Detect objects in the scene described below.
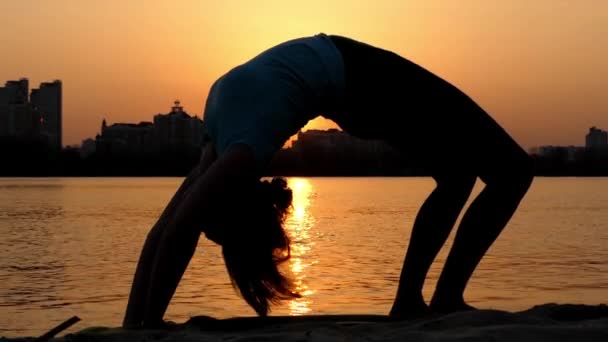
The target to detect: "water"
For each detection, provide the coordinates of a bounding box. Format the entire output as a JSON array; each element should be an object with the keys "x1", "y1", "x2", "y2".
[{"x1": 0, "y1": 177, "x2": 607, "y2": 337}]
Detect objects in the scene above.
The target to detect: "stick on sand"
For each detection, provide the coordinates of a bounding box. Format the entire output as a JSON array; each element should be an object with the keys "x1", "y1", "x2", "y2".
[{"x1": 35, "y1": 316, "x2": 81, "y2": 342}]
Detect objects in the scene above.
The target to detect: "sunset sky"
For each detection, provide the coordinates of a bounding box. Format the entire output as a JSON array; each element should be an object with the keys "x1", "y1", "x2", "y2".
[{"x1": 1, "y1": 0, "x2": 606, "y2": 149}]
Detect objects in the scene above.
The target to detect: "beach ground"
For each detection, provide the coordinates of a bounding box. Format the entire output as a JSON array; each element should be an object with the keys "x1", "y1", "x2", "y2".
[{"x1": 5, "y1": 303, "x2": 608, "y2": 342}]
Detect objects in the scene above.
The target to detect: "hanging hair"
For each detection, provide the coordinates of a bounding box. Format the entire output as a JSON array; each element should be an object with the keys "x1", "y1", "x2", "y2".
[{"x1": 221, "y1": 177, "x2": 300, "y2": 316}]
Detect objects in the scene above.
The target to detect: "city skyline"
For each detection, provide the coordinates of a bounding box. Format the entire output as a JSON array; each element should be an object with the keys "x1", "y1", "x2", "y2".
[
  {"x1": 1, "y1": 78, "x2": 607, "y2": 177},
  {"x1": 1, "y1": 1, "x2": 607, "y2": 149},
  {"x1": 2, "y1": 75, "x2": 606, "y2": 153},
  {"x1": 78, "y1": 96, "x2": 608, "y2": 152},
  {"x1": 81, "y1": 99, "x2": 204, "y2": 158},
  {"x1": 0, "y1": 78, "x2": 62, "y2": 150}
]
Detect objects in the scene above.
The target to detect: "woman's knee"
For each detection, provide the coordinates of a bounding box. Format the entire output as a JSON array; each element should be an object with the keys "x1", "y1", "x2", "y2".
[
  {"x1": 482, "y1": 154, "x2": 535, "y2": 196},
  {"x1": 433, "y1": 175, "x2": 477, "y2": 200}
]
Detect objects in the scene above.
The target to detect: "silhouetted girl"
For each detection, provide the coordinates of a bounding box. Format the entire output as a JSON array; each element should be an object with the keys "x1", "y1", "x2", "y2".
[{"x1": 123, "y1": 33, "x2": 534, "y2": 328}]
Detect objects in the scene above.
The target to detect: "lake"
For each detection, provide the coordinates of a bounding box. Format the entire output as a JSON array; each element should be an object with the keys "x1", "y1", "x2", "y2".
[{"x1": 0, "y1": 177, "x2": 607, "y2": 337}]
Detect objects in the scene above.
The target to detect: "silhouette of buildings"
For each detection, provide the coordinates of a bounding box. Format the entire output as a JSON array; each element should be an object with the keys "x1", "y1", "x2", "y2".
[
  {"x1": 586, "y1": 126, "x2": 608, "y2": 149},
  {"x1": 88, "y1": 100, "x2": 204, "y2": 158},
  {"x1": 80, "y1": 138, "x2": 97, "y2": 159},
  {"x1": 0, "y1": 78, "x2": 62, "y2": 150},
  {"x1": 531, "y1": 126, "x2": 608, "y2": 158},
  {"x1": 153, "y1": 100, "x2": 204, "y2": 148},
  {"x1": 268, "y1": 129, "x2": 412, "y2": 176},
  {"x1": 1, "y1": 79, "x2": 29, "y2": 104},
  {"x1": 530, "y1": 126, "x2": 608, "y2": 176},
  {"x1": 31, "y1": 80, "x2": 62, "y2": 150},
  {"x1": 529, "y1": 145, "x2": 584, "y2": 162},
  {"x1": 95, "y1": 119, "x2": 155, "y2": 156},
  {"x1": 2, "y1": 78, "x2": 607, "y2": 177},
  {"x1": 0, "y1": 78, "x2": 41, "y2": 138},
  {"x1": 291, "y1": 129, "x2": 389, "y2": 157}
]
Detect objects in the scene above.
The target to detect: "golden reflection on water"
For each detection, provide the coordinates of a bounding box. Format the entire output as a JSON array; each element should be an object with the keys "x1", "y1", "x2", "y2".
[
  {"x1": 2, "y1": 178, "x2": 608, "y2": 336},
  {"x1": 285, "y1": 178, "x2": 316, "y2": 315}
]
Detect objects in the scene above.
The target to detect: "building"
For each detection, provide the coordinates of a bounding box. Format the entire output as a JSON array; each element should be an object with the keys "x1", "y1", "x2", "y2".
[
  {"x1": 0, "y1": 78, "x2": 41, "y2": 138},
  {"x1": 95, "y1": 119, "x2": 154, "y2": 156},
  {"x1": 80, "y1": 138, "x2": 97, "y2": 158},
  {"x1": 31, "y1": 80, "x2": 62, "y2": 150},
  {"x1": 530, "y1": 145, "x2": 585, "y2": 162},
  {"x1": 1, "y1": 78, "x2": 29, "y2": 104},
  {"x1": 292, "y1": 129, "x2": 387, "y2": 155},
  {"x1": 152, "y1": 100, "x2": 204, "y2": 148},
  {"x1": 586, "y1": 126, "x2": 608, "y2": 149},
  {"x1": 91, "y1": 100, "x2": 204, "y2": 157}
]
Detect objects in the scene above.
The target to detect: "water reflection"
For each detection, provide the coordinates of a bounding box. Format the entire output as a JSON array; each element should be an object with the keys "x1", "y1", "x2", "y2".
[
  {"x1": 285, "y1": 178, "x2": 316, "y2": 315},
  {"x1": 1, "y1": 178, "x2": 606, "y2": 336}
]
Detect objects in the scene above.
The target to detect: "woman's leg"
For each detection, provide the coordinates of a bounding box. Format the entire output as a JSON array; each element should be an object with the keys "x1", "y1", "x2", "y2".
[
  {"x1": 123, "y1": 144, "x2": 216, "y2": 328},
  {"x1": 390, "y1": 175, "x2": 476, "y2": 317},
  {"x1": 414, "y1": 91, "x2": 536, "y2": 312},
  {"x1": 329, "y1": 35, "x2": 534, "y2": 315},
  {"x1": 430, "y1": 155, "x2": 534, "y2": 313}
]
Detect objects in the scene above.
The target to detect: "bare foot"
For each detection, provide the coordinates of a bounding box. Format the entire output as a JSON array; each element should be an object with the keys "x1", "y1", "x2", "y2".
[
  {"x1": 389, "y1": 295, "x2": 432, "y2": 320},
  {"x1": 122, "y1": 322, "x2": 142, "y2": 330},
  {"x1": 429, "y1": 297, "x2": 477, "y2": 314},
  {"x1": 141, "y1": 320, "x2": 180, "y2": 330}
]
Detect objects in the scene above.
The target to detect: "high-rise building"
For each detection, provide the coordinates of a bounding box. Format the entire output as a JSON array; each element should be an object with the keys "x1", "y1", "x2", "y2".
[
  {"x1": 0, "y1": 78, "x2": 39, "y2": 137},
  {"x1": 31, "y1": 80, "x2": 62, "y2": 149},
  {"x1": 1, "y1": 78, "x2": 29, "y2": 104},
  {"x1": 585, "y1": 126, "x2": 608, "y2": 148},
  {"x1": 0, "y1": 83, "x2": 10, "y2": 136}
]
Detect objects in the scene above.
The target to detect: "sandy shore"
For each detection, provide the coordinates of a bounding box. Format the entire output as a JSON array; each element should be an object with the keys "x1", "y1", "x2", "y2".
[{"x1": 5, "y1": 303, "x2": 608, "y2": 342}]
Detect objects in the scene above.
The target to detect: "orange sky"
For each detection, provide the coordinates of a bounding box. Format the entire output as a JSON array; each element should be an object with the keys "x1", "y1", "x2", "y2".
[{"x1": 1, "y1": 0, "x2": 606, "y2": 149}]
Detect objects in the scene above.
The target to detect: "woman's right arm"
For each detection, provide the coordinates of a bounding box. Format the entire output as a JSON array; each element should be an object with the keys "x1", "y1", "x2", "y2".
[{"x1": 138, "y1": 143, "x2": 258, "y2": 326}]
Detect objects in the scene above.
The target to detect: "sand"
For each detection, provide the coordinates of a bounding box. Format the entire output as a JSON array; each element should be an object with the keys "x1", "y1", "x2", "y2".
[{"x1": 4, "y1": 303, "x2": 608, "y2": 342}]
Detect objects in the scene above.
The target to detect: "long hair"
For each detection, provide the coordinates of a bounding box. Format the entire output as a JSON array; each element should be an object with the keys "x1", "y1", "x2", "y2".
[{"x1": 221, "y1": 177, "x2": 300, "y2": 316}]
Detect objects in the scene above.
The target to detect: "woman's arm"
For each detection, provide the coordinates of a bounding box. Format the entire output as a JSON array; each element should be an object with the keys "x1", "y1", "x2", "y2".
[
  {"x1": 139, "y1": 143, "x2": 257, "y2": 327},
  {"x1": 123, "y1": 143, "x2": 218, "y2": 327},
  {"x1": 124, "y1": 143, "x2": 258, "y2": 327}
]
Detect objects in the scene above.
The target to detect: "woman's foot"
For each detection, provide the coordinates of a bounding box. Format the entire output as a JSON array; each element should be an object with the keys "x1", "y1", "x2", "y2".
[
  {"x1": 429, "y1": 295, "x2": 477, "y2": 314},
  {"x1": 141, "y1": 320, "x2": 180, "y2": 330},
  {"x1": 122, "y1": 322, "x2": 142, "y2": 330},
  {"x1": 389, "y1": 294, "x2": 432, "y2": 320}
]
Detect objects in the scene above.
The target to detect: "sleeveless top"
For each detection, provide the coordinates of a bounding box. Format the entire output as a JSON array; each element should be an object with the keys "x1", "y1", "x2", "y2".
[{"x1": 202, "y1": 33, "x2": 345, "y2": 170}]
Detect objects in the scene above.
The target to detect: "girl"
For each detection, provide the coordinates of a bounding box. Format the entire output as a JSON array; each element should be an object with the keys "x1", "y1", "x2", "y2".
[{"x1": 123, "y1": 33, "x2": 534, "y2": 328}]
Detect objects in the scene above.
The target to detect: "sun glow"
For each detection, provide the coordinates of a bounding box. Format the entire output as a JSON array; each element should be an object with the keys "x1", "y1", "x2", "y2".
[{"x1": 285, "y1": 178, "x2": 316, "y2": 315}]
